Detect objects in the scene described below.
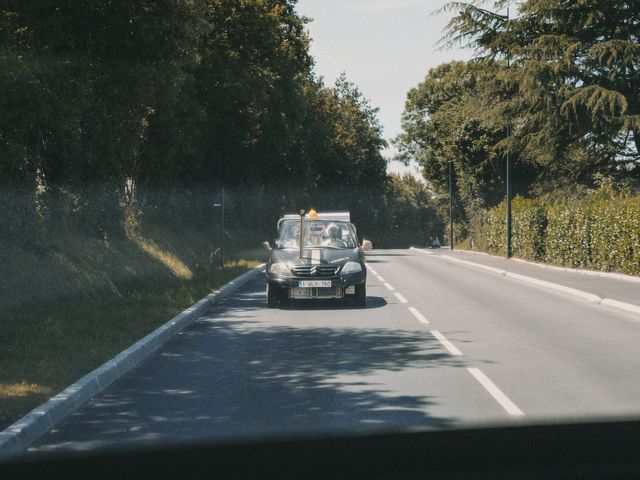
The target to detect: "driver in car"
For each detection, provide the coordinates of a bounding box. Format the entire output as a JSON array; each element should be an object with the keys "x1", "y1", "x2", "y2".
[{"x1": 323, "y1": 223, "x2": 347, "y2": 247}]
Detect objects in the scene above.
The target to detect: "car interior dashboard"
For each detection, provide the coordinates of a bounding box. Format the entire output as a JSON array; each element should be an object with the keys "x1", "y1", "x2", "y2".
[{"x1": 3, "y1": 420, "x2": 640, "y2": 479}]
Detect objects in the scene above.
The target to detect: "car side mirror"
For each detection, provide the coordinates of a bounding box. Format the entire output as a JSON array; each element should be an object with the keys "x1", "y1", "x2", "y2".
[
  {"x1": 262, "y1": 241, "x2": 272, "y2": 251},
  {"x1": 362, "y1": 239, "x2": 373, "y2": 251}
]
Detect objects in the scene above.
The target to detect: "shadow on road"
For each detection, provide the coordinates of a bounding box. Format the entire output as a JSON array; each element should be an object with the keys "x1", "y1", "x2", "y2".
[
  {"x1": 30, "y1": 278, "x2": 465, "y2": 454},
  {"x1": 271, "y1": 295, "x2": 387, "y2": 310}
]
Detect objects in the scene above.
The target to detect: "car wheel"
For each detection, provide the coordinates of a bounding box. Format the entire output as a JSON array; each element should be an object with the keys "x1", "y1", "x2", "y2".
[
  {"x1": 267, "y1": 283, "x2": 285, "y2": 307},
  {"x1": 354, "y1": 283, "x2": 366, "y2": 307}
]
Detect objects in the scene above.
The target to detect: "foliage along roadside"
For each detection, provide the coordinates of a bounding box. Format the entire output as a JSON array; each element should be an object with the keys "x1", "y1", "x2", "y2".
[
  {"x1": 0, "y1": 1, "x2": 374, "y2": 243},
  {"x1": 395, "y1": 0, "x2": 639, "y2": 233},
  {"x1": 0, "y1": 1, "x2": 443, "y2": 250},
  {"x1": 472, "y1": 189, "x2": 640, "y2": 276}
]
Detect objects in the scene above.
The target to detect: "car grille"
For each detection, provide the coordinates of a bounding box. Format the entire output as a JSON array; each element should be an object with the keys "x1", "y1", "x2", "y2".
[
  {"x1": 291, "y1": 286, "x2": 343, "y2": 299},
  {"x1": 292, "y1": 265, "x2": 339, "y2": 277}
]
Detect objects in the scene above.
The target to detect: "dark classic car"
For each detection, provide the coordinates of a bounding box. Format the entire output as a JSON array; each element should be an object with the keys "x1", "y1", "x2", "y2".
[{"x1": 265, "y1": 210, "x2": 369, "y2": 307}]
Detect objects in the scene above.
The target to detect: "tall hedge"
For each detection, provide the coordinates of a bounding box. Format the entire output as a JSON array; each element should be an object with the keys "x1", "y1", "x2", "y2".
[
  {"x1": 478, "y1": 191, "x2": 640, "y2": 276},
  {"x1": 588, "y1": 196, "x2": 640, "y2": 275},
  {"x1": 485, "y1": 197, "x2": 547, "y2": 261}
]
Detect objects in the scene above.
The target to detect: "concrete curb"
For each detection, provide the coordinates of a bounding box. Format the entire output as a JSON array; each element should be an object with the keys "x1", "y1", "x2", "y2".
[
  {"x1": 450, "y1": 249, "x2": 490, "y2": 256},
  {"x1": 455, "y1": 249, "x2": 640, "y2": 284},
  {"x1": 601, "y1": 298, "x2": 640, "y2": 316},
  {"x1": 410, "y1": 247, "x2": 640, "y2": 318},
  {"x1": 509, "y1": 258, "x2": 640, "y2": 284},
  {"x1": 412, "y1": 248, "x2": 506, "y2": 276},
  {"x1": 0, "y1": 264, "x2": 266, "y2": 460},
  {"x1": 504, "y1": 271, "x2": 602, "y2": 304},
  {"x1": 441, "y1": 254, "x2": 508, "y2": 277}
]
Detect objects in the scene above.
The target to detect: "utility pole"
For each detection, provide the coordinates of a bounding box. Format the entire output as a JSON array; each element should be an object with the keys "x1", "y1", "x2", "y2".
[
  {"x1": 449, "y1": 159, "x2": 454, "y2": 250},
  {"x1": 469, "y1": 5, "x2": 511, "y2": 258},
  {"x1": 505, "y1": 7, "x2": 512, "y2": 259}
]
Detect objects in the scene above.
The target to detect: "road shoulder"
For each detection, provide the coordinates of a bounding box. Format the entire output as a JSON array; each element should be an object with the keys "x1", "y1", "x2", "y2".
[
  {"x1": 0, "y1": 264, "x2": 266, "y2": 460},
  {"x1": 410, "y1": 248, "x2": 640, "y2": 318}
]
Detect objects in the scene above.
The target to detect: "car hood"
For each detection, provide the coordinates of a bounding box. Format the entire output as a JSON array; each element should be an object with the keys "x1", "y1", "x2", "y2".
[{"x1": 270, "y1": 248, "x2": 361, "y2": 268}]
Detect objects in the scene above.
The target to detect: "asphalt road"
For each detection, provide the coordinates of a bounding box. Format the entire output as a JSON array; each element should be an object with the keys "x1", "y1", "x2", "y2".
[{"x1": 29, "y1": 249, "x2": 640, "y2": 454}]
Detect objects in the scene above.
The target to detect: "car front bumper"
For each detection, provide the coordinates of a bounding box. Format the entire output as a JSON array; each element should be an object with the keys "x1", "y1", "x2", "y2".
[{"x1": 266, "y1": 271, "x2": 366, "y2": 299}]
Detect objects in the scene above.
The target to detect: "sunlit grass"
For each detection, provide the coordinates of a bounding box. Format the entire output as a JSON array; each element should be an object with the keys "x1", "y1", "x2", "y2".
[
  {"x1": 0, "y1": 383, "x2": 53, "y2": 428},
  {"x1": 0, "y1": 382, "x2": 52, "y2": 400},
  {"x1": 133, "y1": 237, "x2": 194, "y2": 280},
  {"x1": 225, "y1": 258, "x2": 262, "y2": 269}
]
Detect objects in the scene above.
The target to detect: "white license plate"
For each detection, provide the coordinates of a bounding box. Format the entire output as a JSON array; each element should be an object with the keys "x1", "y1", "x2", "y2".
[{"x1": 298, "y1": 280, "x2": 332, "y2": 288}]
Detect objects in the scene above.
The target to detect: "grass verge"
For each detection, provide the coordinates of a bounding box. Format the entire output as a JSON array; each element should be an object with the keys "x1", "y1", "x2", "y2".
[{"x1": 0, "y1": 221, "x2": 264, "y2": 430}]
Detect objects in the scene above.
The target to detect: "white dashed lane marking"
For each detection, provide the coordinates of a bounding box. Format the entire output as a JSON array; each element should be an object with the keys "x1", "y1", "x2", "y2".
[
  {"x1": 467, "y1": 368, "x2": 525, "y2": 416},
  {"x1": 408, "y1": 307, "x2": 429, "y2": 324},
  {"x1": 394, "y1": 292, "x2": 408, "y2": 304},
  {"x1": 364, "y1": 259, "x2": 522, "y2": 418},
  {"x1": 431, "y1": 330, "x2": 463, "y2": 356}
]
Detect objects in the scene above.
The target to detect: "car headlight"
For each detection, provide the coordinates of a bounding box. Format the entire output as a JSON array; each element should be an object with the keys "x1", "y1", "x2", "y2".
[
  {"x1": 341, "y1": 262, "x2": 362, "y2": 274},
  {"x1": 269, "y1": 262, "x2": 291, "y2": 277}
]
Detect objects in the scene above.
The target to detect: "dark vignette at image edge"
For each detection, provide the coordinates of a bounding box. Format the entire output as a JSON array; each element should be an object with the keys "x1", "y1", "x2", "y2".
[{"x1": 3, "y1": 420, "x2": 640, "y2": 479}]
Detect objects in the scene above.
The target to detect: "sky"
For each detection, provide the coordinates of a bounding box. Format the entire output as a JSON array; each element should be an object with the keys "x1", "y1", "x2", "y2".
[{"x1": 295, "y1": 0, "x2": 474, "y2": 179}]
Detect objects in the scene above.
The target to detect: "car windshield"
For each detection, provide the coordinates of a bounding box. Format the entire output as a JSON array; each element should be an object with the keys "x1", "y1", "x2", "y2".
[
  {"x1": 275, "y1": 220, "x2": 356, "y2": 249},
  {"x1": 2, "y1": 0, "x2": 640, "y2": 469}
]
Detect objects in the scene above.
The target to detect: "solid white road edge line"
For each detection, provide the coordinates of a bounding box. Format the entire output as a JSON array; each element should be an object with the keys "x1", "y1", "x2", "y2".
[
  {"x1": 419, "y1": 246, "x2": 640, "y2": 284},
  {"x1": 394, "y1": 292, "x2": 408, "y2": 304},
  {"x1": 411, "y1": 247, "x2": 506, "y2": 275},
  {"x1": 408, "y1": 307, "x2": 430, "y2": 324},
  {"x1": 431, "y1": 330, "x2": 463, "y2": 356},
  {"x1": 411, "y1": 247, "x2": 640, "y2": 317},
  {"x1": 366, "y1": 264, "x2": 378, "y2": 275},
  {"x1": 377, "y1": 275, "x2": 386, "y2": 282},
  {"x1": 384, "y1": 282, "x2": 395, "y2": 291},
  {"x1": 467, "y1": 368, "x2": 525, "y2": 416},
  {"x1": 508, "y1": 258, "x2": 640, "y2": 284},
  {"x1": 505, "y1": 271, "x2": 601, "y2": 303},
  {"x1": 600, "y1": 298, "x2": 640, "y2": 316},
  {"x1": 442, "y1": 255, "x2": 507, "y2": 276}
]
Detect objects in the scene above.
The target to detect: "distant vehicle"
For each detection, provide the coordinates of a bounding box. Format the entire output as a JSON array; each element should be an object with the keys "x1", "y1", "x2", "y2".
[
  {"x1": 264, "y1": 210, "x2": 367, "y2": 307},
  {"x1": 431, "y1": 238, "x2": 441, "y2": 249}
]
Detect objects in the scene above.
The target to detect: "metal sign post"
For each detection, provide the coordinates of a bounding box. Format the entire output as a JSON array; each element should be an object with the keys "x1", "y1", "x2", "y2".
[{"x1": 213, "y1": 187, "x2": 226, "y2": 268}]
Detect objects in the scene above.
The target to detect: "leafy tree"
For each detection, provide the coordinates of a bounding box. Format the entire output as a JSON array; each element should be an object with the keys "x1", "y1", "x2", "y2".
[
  {"x1": 442, "y1": 0, "x2": 640, "y2": 189},
  {"x1": 0, "y1": 0, "x2": 205, "y2": 236},
  {"x1": 0, "y1": 0, "x2": 393, "y2": 245},
  {"x1": 186, "y1": 0, "x2": 312, "y2": 188},
  {"x1": 396, "y1": 0, "x2": 639, "y2": 241},
  {"x1": 295, "y1": 74, "x2": 388, "y2": 236},
  {"x1": 377, "y1": 174, "x2": 443, "y2": 248},
  {"x1": 395, "y1": 60, "x2": 537, "y2": 227}
]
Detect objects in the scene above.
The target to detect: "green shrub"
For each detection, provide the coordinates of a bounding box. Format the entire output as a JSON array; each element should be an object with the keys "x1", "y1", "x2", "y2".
[
  {"x1": 486, "y1": 202, "x2": 507, "y2": 255},
  {"x1": 468, "y1": 189, "x2": 640, "y2": 276},
  {"x1": 588, "y1": 195, "x2": 640, "y2": 275},
  {"x1": 544, "y1": 203, "x2": 592, "y2": 268},
  {"x1": 512, "y1": 197, "x2": 547, "y2": 261}
]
